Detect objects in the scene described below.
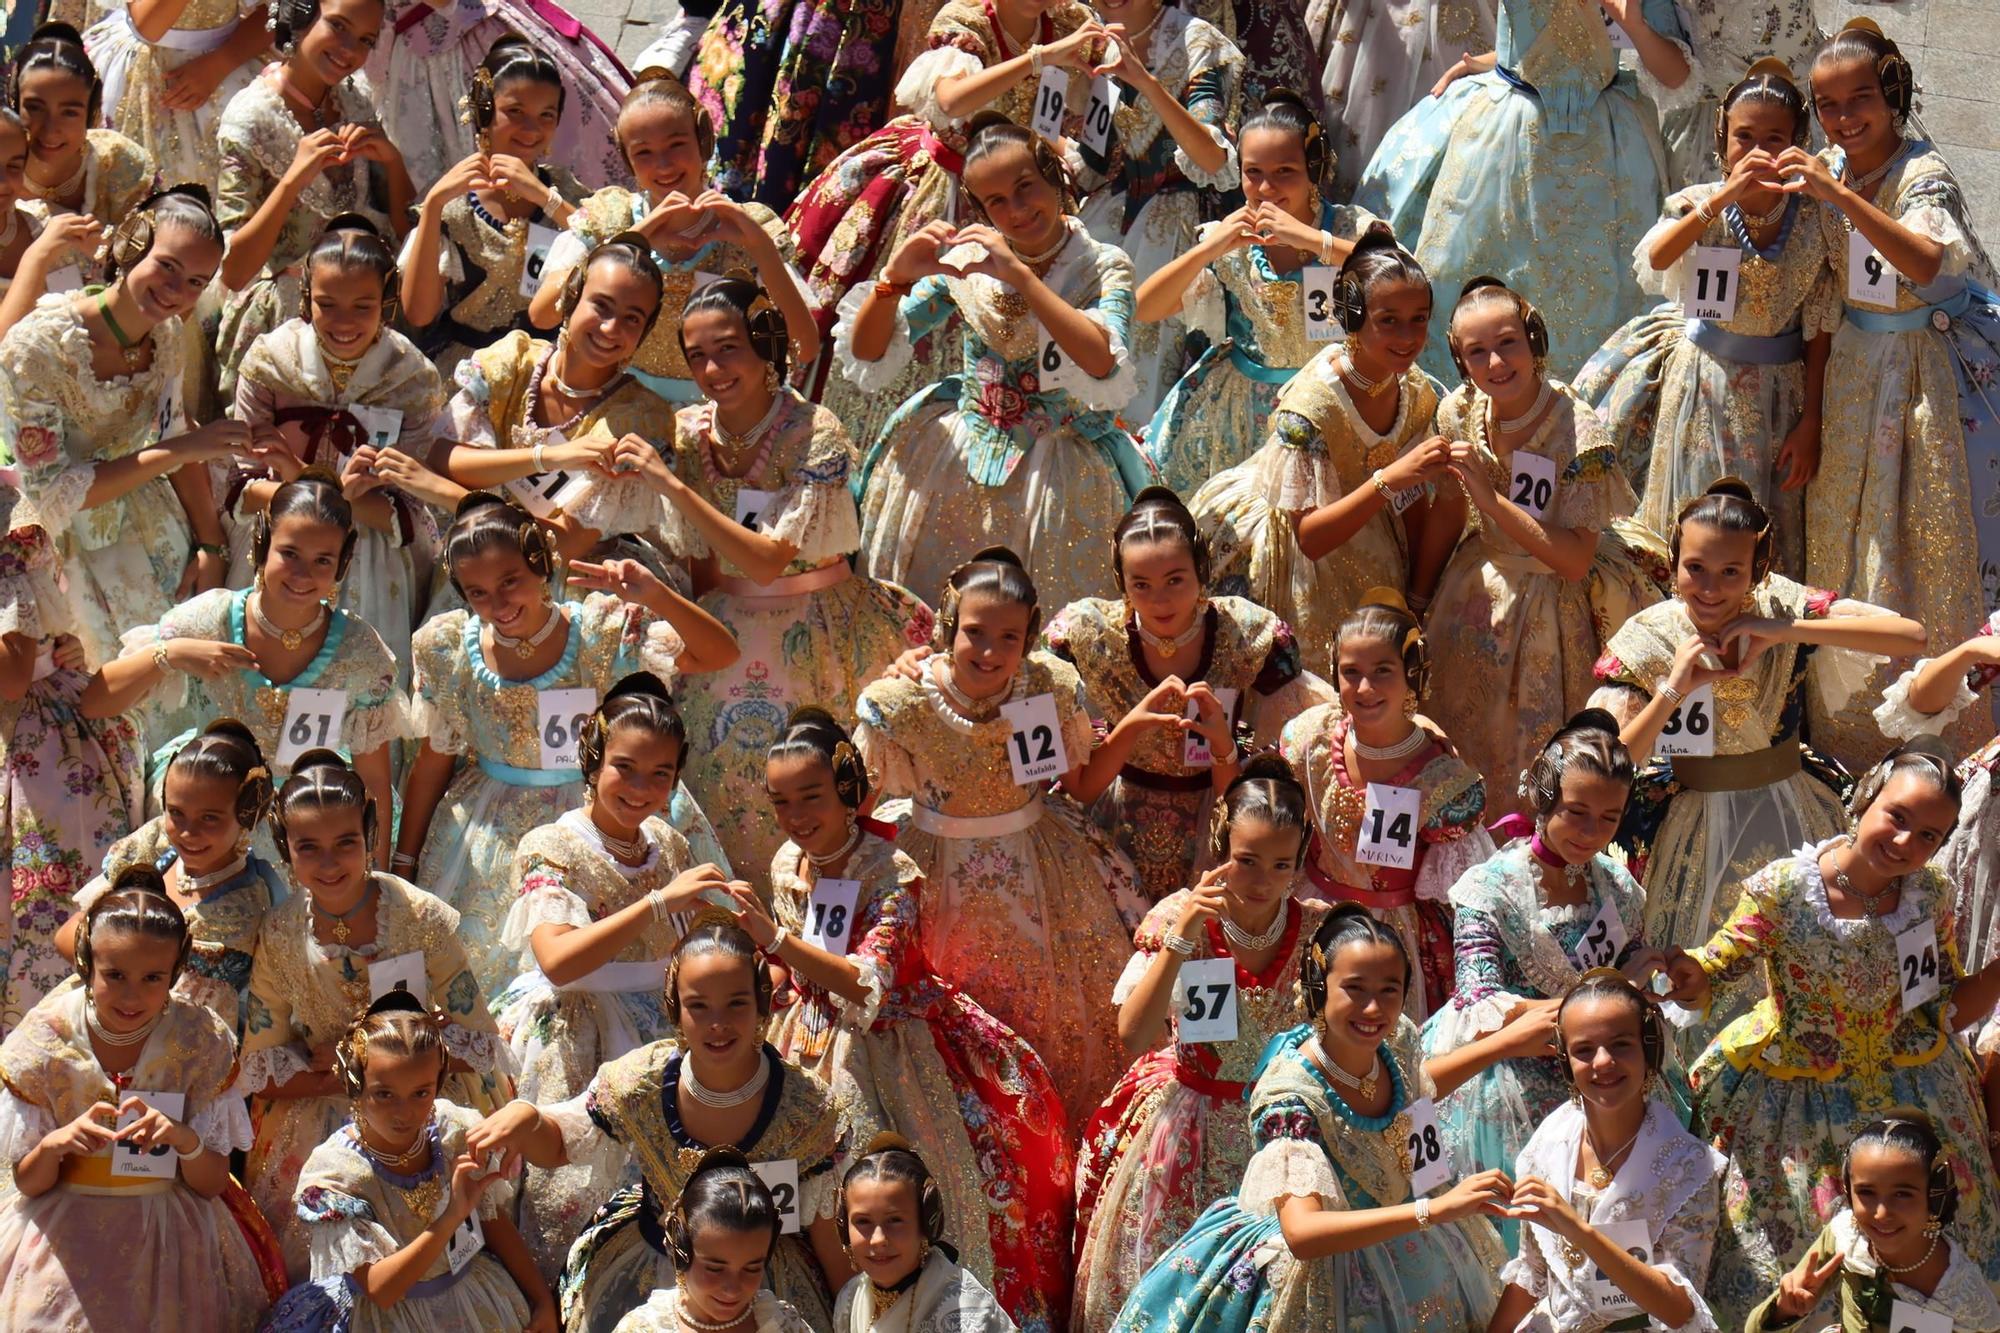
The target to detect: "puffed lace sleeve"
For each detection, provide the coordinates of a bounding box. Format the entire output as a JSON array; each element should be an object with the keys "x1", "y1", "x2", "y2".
[
  {"x1": 542, "y1": 225, "x2": 592, "y2": 290},
  {"x1": 1648, "y1": 1168, "x2": 1725, "y2": 1332},
  {"x1": 116, "y1": 589, "x2": 231, "y2": 716},
  {"x1": 1168, "y1": 23, "x2": 1241, "y2": 189},
  {"x1": 1112, "y1": 894, "x2": 1186, "y2": 1009},
  {"x1": 546, "y1": 1088, "x2": 629, "y2": 1183},
  {"x1": 444, "y1": 353, "x2": 501, "y2": 449},
  {"x1": 1549, "y1": 435, "x2": 1635, "y2": 534},
  {"x1": 1635, "y1": 189, "x2": 1705, "y2": 300},
  {"x1": 1180, "y1": 225, "x2": 1228, "y2": 343},
  {"x1": 299, "y1": 1179, "x2": 402, "y2": 1276},
  {"x1": 1875, "y1": 661, "x2": 1979, "y2": 739},
  {"x1": 1239, "y1": 1098, "x2": 1344, "y2": 1216},
  {"x1": 340, "y1": 620, "x2": 413, "y2": 756},
  {"x1": 1809, "y1": 594, "x2": 1894, "y2": 713},
  {"x1": 896, "y1": 19, "x2": 987, "y2": 129},
  {"x1": 1257, "y1": 348, "x2": 1347, "y2": 511},
  {"x1": 0, "y1": 308, "x2": 95, "y2": 538},
  {"x1": 1630, "y1": 0, "x2": 1699, "y2": 116},
  {"x1": 409, "y1": 614, "x2": 472, "y2": 754},
  {"x1": 0, "y1": 1084, "x2": 56, "y2": 1163},
  {"x1": 758, "y1": 408, "x2": 862, "y2": 563},
  {"x1": 854, "y1": 692, "x2": 921, "y2": 798},
  {"x1": 1899, "y1": 174, "x2": 1976, "y2": 280},
  {"x1": 602, "y1": 595, "x2": 686, "y2": 691},
  {"x1": 500, "y1": 857, "x2": 594, "y2": 956},
  {"x1": 0, "y1": 524, "x2": 58, "y2": 646},
  {"x1": 833, "y1": 276, "x2": 953, "y2": 393},
  {"x1": 1065, "y1": 239, "x2": 1139, "y2": 413},
  {"x1": 1413, "y1": 805, "x2": 1492, "y2": 904}
]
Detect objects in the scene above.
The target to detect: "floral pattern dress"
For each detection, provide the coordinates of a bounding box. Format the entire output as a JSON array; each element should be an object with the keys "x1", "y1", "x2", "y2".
[
  {"x1": 669, "y1": 389, "x2": 930, "y2": 874},
  {"x1": 83, "y1": 0, "x2": 260, "y2": 187},
  {"x1": 0, "y1": 987, "x2": 271, "y2": 1331},
  {"x1": 1422, "y1": 382, "x2": 1650, "y2": 814},
  {"x1": 238, "y1": 872, "x2": 511, "y2": 1282},
  {"x1": 1576, "y1": 186, "x2": 1837, "y2": 576},
  {"x1": 1144, "y1": 201, "x2": 1381, "y2": 497},
  {"x1": 1044, "y1": 594, "x2": 1332, "y2": 901},
  {"x1": 1282, "y1": 703, "x2": 1490, "y2": 1019},
  {"x1": 1109, "y1": 1020, "x2": 1507, "y2": 1333},
  {"x1": 834, "y1": 216, "x2": 1154, "y2": 614},
  {"x1": 550, "y1": 1041, "x2": 845, "y2": 1333},
  {"x1": 1188, "y1": 341, "x2": 1436, "y2": 655},
  {"x1": 1686, "y1": 843, "x2": 2000, "y2": 1326},
  {"x1": 828, "y1": 1249, "x2": 1015, "y2": 1333},
  {"x1": 854, "y1": 652, "x2": 1146, "y2": 1128},
  {"x1": 1074, "y1": 893, "x2": 1329, "y2": 1333},
  {"x1": 0, "y1": 511, "x2": 144, "y2": 1035},
  {"x1": 490, "y1": 809, "x2": 696, "y2": 1281},
  {"x1": 767, "y1": 823, "x2": 1071, "y2": 1333}
]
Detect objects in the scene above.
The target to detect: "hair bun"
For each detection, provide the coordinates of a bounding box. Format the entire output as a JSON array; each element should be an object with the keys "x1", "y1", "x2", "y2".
[
  {"x1": 1130, "y1": 484, "x2": 1192, "y2": 514},
  {"x1": 1553, "y1": 707, "x2": 1621, "y2": 742},
  {"x1": 1702, "y1": 475, "x2": 1759, "y2": 504},
  {"x1": 967, "y1": 544, "x2": 1026, "y2": 570},
  {"x1": 1839, "y1": 15, "x2": 1889, "y2": 40},
  {"x1": 110, "y1": 864, "x2": 169, "y2": 894},
  {"x1": 288, "y1": 747, "x2": 350, "y2": 776},
  {"x1": 454, "y1": 490, "x2": 513, "y2": 519},
  {"x1": 964, "y1": 110, "x2": 1017, "y2": 147},
  {"x1": 1342, "y1": 223, "x2": 1398, "y2": 271},
  {"x1": 1232, "y1": 750, "x2": 1294, "y2": 787},
  {"x1": 690, "y1": 1145, "x2": 755, "y2": 1178},
  {"x1": 1742, "y1": 56, "x2": 1798, "y2": 85},
  {"x1": 26, "y1": 20, "x2": 86, "y2": 45},
  {"x1": 320, "y1": 211, "x2": 383, "y2": 241},
  {"x1": 1260, "y1": 85, "x2": 1314, "y2": 115},
  {"x1": 861, "y1": 1131, "x2": 916, "y2": 1156},
  {"x1": 200, "y1": 715, "x2": 262, "y2": 752},
  {"x1": 1358, "y1": 585, "x2": 1412, "y2": 615},
  {"x1": 782, "y1": 704, "x2": 842, "y2": 734},
  {"x1": 364, "y1": 989, "x2": 427, "y2": 1019},
  {"x1": 607, "y1": 670, "x2": 673, "y2": 705}
]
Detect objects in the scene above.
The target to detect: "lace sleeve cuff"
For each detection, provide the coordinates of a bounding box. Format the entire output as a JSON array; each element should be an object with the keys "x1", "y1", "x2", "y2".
[
  {"x1": 637, "y1": 621, "x2": 685, "y2": 690},
  {"x1": 559, "y1": 475, "x2": 671, "y2": 541},
  {"x1": 235, "y1": 1042, "x2": 312, "y2": 1096},
  {"x1": 1651, "y1": 1263, "x2": 1720, "y2": 1333},
  {"x1": 542, "y1": 229, "x2": 592, "y2": 289},
  {"x1": 1873, "y1": 661, "x2": 1975, "y2": 740},
  {"x1": 409, "y1": 688, "x2": 469, "y2": 754},
  {"x1": 547, "y1": 1092, "x2": 627, "y2": 1181},
  {"x1": 1181, "y1": 260, "x2": 1226, "y2": 343},
  {"x1": 1814, "y1": 644, "x2": 1891, "y2": 713},
  {"x1": 1498, "y1": 1248, "x2": 1547, "y2": 1298},
  {"x1": 1903, "y1": 203, "x2": 1974, "y2": 278},
  {"x1": 833, "y1": 283, "x2": 916, "y2": 392},
  {"x1": 1634, "y1": 36, "x2": 1701, "y2": 115},
  {"x1": 896, "y1": 46, "x2": 985, "y2": 129},
  {"x1": 829, "y1": 957, "x2": 887, "y2": 1031},
  {"x1": 801, "y1": 1164, "x2": 841, "y2": 1224},
  {"x1": 761, "y1": 481, "x2": 862, "y2": 565},
  {"x1": 1238, "y1": 1139, "x2": 1343, "y2": 1216},
  {"x1": 1426, "y1": 989, "x2": 1524, "y2": 1051},
  {"x1": 1110, "y1": 948, "x2": 1167, "y2": 1009},
  {"x1": 1173, "y1": 123, "x2": 1238, "y2": 190},
  {"x1": 0, "y1": 1088, "x2": 55, "y2": 1164},
  {"x1": 21, "y1": 464, "x2": 93, "y2": 536},
  {"x1": 190, "y1": 1092, "x2": 256, "y2": 1154},
  {"x1": 500, "y1": 882, "x2": 594, "y2": 954},
  {"x1": 1256, "y1": 413, "x2": 1341, "y2": 511},
  {"x1": 1065, "y1": 309, "x2": 1139, "y2": 413},
  {"x1": 344, "y1": 693, "x2": 412, "y2": 757},
  {"x1": 309, "y1": 1215, "x2": 403, "y2": 1275},
  {"x1": 1634, "y1": 213, "x2": 1687, "y2": 299},
  {"x1": 441, "y1": 1023, "x2": 505, "y2": 1074}
]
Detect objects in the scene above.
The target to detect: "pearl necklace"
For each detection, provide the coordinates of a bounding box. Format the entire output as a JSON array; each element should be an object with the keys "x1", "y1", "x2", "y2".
[
  {"x1": 1843, "y1": 149, "x2": 1901, "y2": 195},
  {"x1": 1222, "y1": 908, "x2": 1286, "y2": 952},
  {"x1": 358, "y1": 1120, "x2": 432, "y2": 1172},
  {"x1": 529, "y1": 341, "x2": 612, "y2": 434},
  {"x1": 85, "y1": 995, "x2": 162, "y2": 1048},
  {"x1": 1830, "y1": 841, "x2": 1896, "y2": 916},
  {"x1": 675, "y1": 1300, "x2": 751, "y2": 1332},
  {"x1": 590, "y1": 815, "x2": 649, "y2": 864},
  {"x1": 1341, "y1": 351, "x2": 1393, "y2": 398},
  {"x1": 179, "y1": 854, "x2": 248, "y2": 894},
  {"x1": 1734, "y1": 195, "x2": 1786, "y2": 229},
  {"x1": 492, "y1": 604, "x2": 564, "y2": 660},
  {"x1": 26, "y1": 154, "x2": 86, "y2": 204},
  {"x1": 806, "y1": 823, "x2": 863, "y2": 869},
  {"x1": 683, "y1": 1051, "x2": 771, "y2": 1109},
  {"x1": 1134, "y1": 611, "x2": 1204, "y2": 655},
  {"x1": 1012, "y1": 227, "x2": 1069, "y2": 269},
  {"x1": 1494, "y1": 380, "x2": 1553, "y2": 436},
  {"x1": 712, "y1": 394, "x2": 783, "y2": 455},
  {"x1": 920, "y1": 660, "x2": 1024, "y2": 734},
  {"x1": 1314, "y1": 1039, "x2": 1380, "y2": 1099},
  {"x1": 547, "y1": 341, "x2": 616, "y2": 403},
  {"x1": 1353, "y1": 724, "x2": 1426, "y2": 762},
  {"x1": 1874, "y1": 1232, "x2": 1942, "y2": 1275},
  {"x1": 250, "y1": 589, "x2": 327, "y2": 651}
]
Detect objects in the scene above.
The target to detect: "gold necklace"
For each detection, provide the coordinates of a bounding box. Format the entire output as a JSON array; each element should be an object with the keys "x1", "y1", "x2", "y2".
[
  {"x1": 1583, "y1": 1119, "x2": 1643, "y2": 1190},
  {"x1": 26, "y1": 153, "x2": 86, "y2": 204}
]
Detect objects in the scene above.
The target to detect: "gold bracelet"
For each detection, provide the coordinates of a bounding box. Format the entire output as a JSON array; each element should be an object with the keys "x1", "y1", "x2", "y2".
[
  {"x1": 1028, "y1": 43, "x2": 1045, "y2": 75},
  {"x1": 1371, "y1": 470, "x2": 1396, "y2": 503},
  {"x1": 151, "y1": 640, "x2": 172, "y2": 673}
]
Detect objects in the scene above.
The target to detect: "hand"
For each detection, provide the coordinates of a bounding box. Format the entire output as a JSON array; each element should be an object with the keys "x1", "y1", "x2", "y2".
[
  {"x1": 1433, "y1": 1167, "x2": 1514, "y2": 1224},
  {"x1": 365, "y1": 447, "x2": 465, "y2": 511},
  {"x1": 466, "y1": 1101, "x2": 542, "y2": 1160},
  {"x1": 945, "y1": 223, "x2": 1026, "y2": 287},
  {"x1": 885, "y1": 644, "x2": 933, "y2": 683},
  {"x1": 1772, "y1": 146, "x2": 1840, "y2": 202},
  {"x1": 1500, "y1": 1175, "x2": 1587, "y2": 1238},
  {"x1": 690, "y1": 188, "x2": 755, "y2": 244},
  {"x1": 1618, "y1": 944, "x2": 1668, "y2": 991},
  {"x1": 1665, "y1": 632, "x2": 1740, "y2": 695},
  {"x1": 445, "y1": 1148, "x2": 517, "y2": 1226},
  {"x1": 1431, "y1": 51, "x2": 1479, "y2": 97},
  {"x1": 113, "y1": 1095, "x2": 198, "y2": 1156},
  {"x1": 1496, "y1": 997, "x2": 1560, "y2": 1058},
  {"x1": 655, "y1": 862, "x2": 732, "y2": 921},
  {"x1": 727, "y1": 882, "x2": 782, "y2": 949},
  {"x1": 246, "y1": 430, "x2": 306, "y2": 483},
  {"x1": 1775, "y1": 413, "x2": 1820, "y2": 491},
  {"x1": 1207, "y1": 205, "x2": 1262, "y2": 256},
  {"x1": 339, "y1": 447, "x2": 386, "y2": 500},
  {"x1": 608, "y1": 433, "x2": 674, "y2": 490},
  {"x1": 1092, "y1": 24, "x2": 1151, "y2": 84},
  {"x1": 881, "y1": 219, "x2": 958, "y2": 286},
  {"x1": 636, "y1": 191, "x2": 708, "y2": 248},
  {"x1": 1773, "y1": 1246, "x2": 1843, "y2": 1319},
  {"x1": 1246, "y1": 202, "x2": 1326, "y2": 257},
  {"x1": 1444, "y1": 439, "x2": 1504, "y2": 510},
  {"x1": 566, "y1": 556, "x2": 668, "y2": 607},
  {"x1": 50, "y1": 634, "x2": 85, "y2": 672},
  {"x1": 1381, "y1": 435, "x2": 1453, "y2": 494},
  {"x1": 179, "y1": 546, "x2": 226, "y2": 598},
  {"x1": 160, "y1": 50, "x2": 229, "y2": 111},
  {"x1": 40, "y1": 1101, "x2": 121, "y2": 1160},
  {"x1": 285, "y1": 129, "x2": 347, "y2": 189},
  {"x1": 180, "y1": 418, "x2": 256, "y2": 463},
  {"x1": 548, "y1": 432, "x2": 619, "y2": 475},
  {"x1": 158, "y1": 637, "x2": 259, "y2": 680},
  {"x1": 526, "y1": 1297, "x2": 561, "y2": 1333},
  {"x1": 1184, "y1": 681, "x2": 1234, "y2": 754},
  {"x1": 21, "y1": 211, "x2": 103, "y2": 274},
  {"x1": 1659, "y1": 948, "x2": 1711, "y2": 1008},
  {"x1": 1041, "y1": 21, "x2": 1110, "y2": 73},
  {"x1": 307, "y1": 1042, "x2": 337, "y2": 1072},
  {"x1": 1126, "y1": 674, "x2": 1192, "y2": 734},
  {"x1": 339, "y1": 125, "x2": 402, "y2": 168},
  {"x1": 1719, "y1": 148, "x2": 1786, "y2": 204},
  {"x1": 426, "y1": 153, "x2": 495, "y2": 209},
  {"x1": 1715, "y1": 614, "x2": 1794, "y2": 673},
  {"x1": 487, "y1": 155, "x2": 550, "y2": 209},
  {"x1": 1172, "y1": 865, "x2": 1230, "y2": 939}
]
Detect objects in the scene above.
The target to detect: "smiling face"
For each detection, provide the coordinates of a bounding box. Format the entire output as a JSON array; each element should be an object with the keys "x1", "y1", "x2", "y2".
[
  {"x1": 1351, "y1": 276, "x2": 1431, "y2": 376},
  {"x1": 618, "y1": 100, "x2": 707, "y2": 198},
  {"x1": 675, "y1": 950, "x2": 764, "y2": 1070},
  {"x1": 17, "y1": 67, "x2": 91, "y2": 166},
  {"x1": 1118, "y1": 537, "x2": 1202, "y2": 634},
  {"x1": 357, "y1": 1046, "x2": 442, "y2": 1152},
  {"x1": 1450, "y1": 296, "x2": 1538, "y2": 409},
  {"x1": 1812, "y1": 55, "x2": 1898, "y2": 165},
  {"x1": 963, "y1": 142, "x2": 1066, "y2": 255},
  {"x1": 1852, "y1": 769, "x2": 1958, "y2": 882},
  {"x1": 1238, "y1": 125, "x2": 1314, "y2": 220},
  {"x1": 282, "y1": 802, "x2": 371, "y2": 906},
  {"x1": 765, "y1": 752, "x2": 853, "y2": 860},
  {"x1": 260, "y1": 512, "x2": 347, "y2": 612},
  {"x1": 1221, "y1": 814, "x2": 1302, "y2": 917},
  {"x1": 295, "y1": 0, "x2": 383, "y2": 88},
  {"x1": 592, "y1": 725, "x2": 684, "y2": 831},
  {"x1": 86, "y1": 929, "x2": 180, "y2": 1034},
  {"x1": 1319, "y1": 936, "x2": 1406, "y2": 1055},
  {"x1": 1560, "y1": 993, "x2": 1650, "y2": 1116},
  {"x1": 948, "y1": 590, "x2": 1032, "y2": 699},
  {"x1": 163, "y1": 768, "x2": 244, "y2": 874},
  {"x1": 564, "y1": 257, "x2": 658, "y2": 373},
  {"x1": 1673, "y1": 521, "x2": 1757, "y2": 633},
  {"x1": 845, "y1": 1175, "x2": 925, "y2": 1287},
  {"x1": 1848, "y1": 1143, "x2": 1938, "y2": 1264},
  {"x1": 681, "y1": 305, "x2": 771, "y2": 417},
  {"x1": 306, "y1": 260, "x2": 384, "y2": 360},
  {"x1": 1335, "y1": 633, "x2": 1409, "y2": 732},
  {"x1": 1541, "y1": 768, "x2": 1628, "y2": 866},
  {"x1": 1723, "y1": 97, "x2": 1800, "y2": 172},
  {"x1": 487, "y1": 76, "x2": 560, "y2": 161},
  {"x1": 680, "y1": 1224, "x2": 772, "y2": 1325},
  {"x1": 123, "y1": 223, "x2": 221, "y2": 323},
  {"x1": 454, "y1": 544, "x2": 550, "y2": 638}
]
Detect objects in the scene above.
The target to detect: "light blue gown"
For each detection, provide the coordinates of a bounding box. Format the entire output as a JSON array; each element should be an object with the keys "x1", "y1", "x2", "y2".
[{"x1": 1356, "y1": 0, "x2": 1681, "y2": 382}]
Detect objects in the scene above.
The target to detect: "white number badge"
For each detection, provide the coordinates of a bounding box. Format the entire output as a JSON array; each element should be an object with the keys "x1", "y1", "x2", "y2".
[
  {"x1": 1001, "y1": 693, "x2": 1069, "y2": 785},
  {"x1": 1507, "y1": 450, "x2": 1558, "y2": 519},
  {"x1": 1585, "y1": 1220, "x2": 1651, "y2": 1314},
  {"x1": 1034, "y1": 321, "x2": 1086, "y2": 397},
  {"x1": 734, "y1": 486, "x2": 776, "y2": 533},
  {"x1": 43, "y1": 263, "x2": 83, "y2": 293},
  {"x1": 368, "y1": 951, "x2": 428, "y2": 1005},
  {"x1": 1684, "y1": 245, "x2": 1742, "y2": 321},
  {"x1": 109, "y1": 1090, "x2": 187, "y2": 1180},
  {"x1": 1355, "y1": 783, "x2": 1421, "y2": 870},
  {"x1": 1897, "y1": 918, "x2": 1942, "y2": 1012},
  {"x1": 1404, "y1": 1097, "x2": 1452, "y2": 1195},
  {"x1": 1569, "y1": 899, "x2": 1629, "y2": 972},
  {"x1": 444, "y1": 1211, "x2": 485, "y2": 1275},
  {"x1": 276, "y1": 687, "x2": 348, "y2": 767},
  {"x1": 1848, "y1": 229, "x2": 1902, "y2": 306},
  {"x1": 751, "y1": 1159, "x2": 801, "y2": 1234},
  {"x1": 1300, "y1": 264, "x2": 1339, "y2": 343},
  {"x1": 537, "y1": 687, "x2": 596, "y2": 770},
  {"x1": 1891, "y1": 1302, "x2": 1954, "y2": 1333},
  {"x1": 802, "y1": 878, "x2": 861, "y2": 954},
  {"x1": 1177, "y1": 956, "x2": 1239, "y2": 1043},
  {"x1": 519, "y1": 222, "x2": 561, "y2": 298},
  {"x1": 1655, "y1": 683, "x2": 1715, "y2": 758},
  {"x1": 504, "y1": 466, "x2": 587, "y2": 520},
  {"x1": 346, "y1": 405, "x2": 403, "y2": 452},
  {"x1": 1599, "y1": 3, "x2": 1634, "y2": 49},
  {"x1": 1080, "y1": 75, "x2": 1120, "y2": 155},
  {"x1": 1030, "y1": 65, "x2": 1068, "y2": 142},
  {"x1": 1182, "y1": 686, "x2": 1240, "y2": 768}
]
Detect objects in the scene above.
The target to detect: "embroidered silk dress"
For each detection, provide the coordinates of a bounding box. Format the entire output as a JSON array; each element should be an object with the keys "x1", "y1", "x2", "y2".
[
  {"x1": 1073, "y1": 893, "x2": 1329, "y2": 1333},
  {"x1": 1282, "y1": 703, "x2": 1491, "y2": 1019},
  {"x1": 1596, "y1": 577, "x2": 1877, "y2": 1058},
  {"x1": 829, "y1": 1248, "x2": 1016, "y2": 1333},
  {"x1": 835, "y1": 217, "x2": 1154, "y2": 616},
  {"x1": 18, "y1": 128, "x2": 155, "y2": 229},
  {"x1": 1805, "y1": 139, "x2": 2000, "y2": 768},
  {"x1": 1189, "y1": 342, "x2": 1437, "y2": 653},
  {"x1": 669, "y1": 390, "x2": 930, "y2": 875},
  {"x1": 1108, "y1": 1019, "x2": 1507, "y2": 1333},
  {"x1": 1144, "y1": 201, "x2": 1380, "y2": 498},
  {"x1": 84, "y1": 0, "x2": 260, "y2": 187},
  {"x1": 854, "y1": 652, "x2": 1146, "y2": 1128},
  {"x1": 767, "y1": 823, "x2": 1071, "y2": 1333},
  {"x1": 231, "y1": 317, "x2": 450, "y2": 678},
  {"x1": 1657, "y1": 0, "x2": 1821, "y2": 188},
  {"x1": 1044, "y1": 594, "x2": 1331, "y2": 901},
  {"x1": 238, "y1": 872, "x2": 511, "y2": 1282},
  {"x1": 1576, "y1": 187, "x2": 1837, "y2": 577},
  {"x1": 1073, "y1": 8, "x2": 1242, "y2": 423},
  {"x1": 550, "y1": 1041, "x2": 844, "y2": 1333},
  {"x1": 1741, "y1": 1210, "x2": 2000, "y2": 1333},
  {"x1": 0, "y1": 987, "x2": 270, "y2": 1331},
  {"x1": 1356, "y1": 0, "x2": 1685, "y2": 381},
  {"x1": 490, "y1": 809, "x2": 695, "y2": 1280},
  {"x1": 1686, "y1": 843, "x2": 2000, "y2": 1325},
  {"x1": 1423, "y1": 382, "x2": 1653, "y2": 814}
]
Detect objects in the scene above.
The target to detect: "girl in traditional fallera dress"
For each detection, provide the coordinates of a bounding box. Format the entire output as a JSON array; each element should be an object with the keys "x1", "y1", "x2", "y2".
[
  {"x1": 837, "y1": 114, "x2": 1152, "y2": 615},
  {"x1": 853, "y1": 548, "x2": 1144, "y2": 1128},
  {"x1": 397, "y1": 494, "x2": 736, "y2": 996},
  {"x1": 261, "y1": 992, "x2": 555, "y2": 1333},
  {"x1": 491, "y1": 673, "x2": 725, "y2": 1279},
  {"x1": 832, "y1": 1138, "x2": 1017, "y2": 1333},
  {"x1": 1282, "y1": 592, "x2": 1489, "y2": 1017},
  {"x1": 231, "y1": 218, "x2": 454, "y2": 676},
  {"x1": 0, "y1": 106, "x2": 109, "y2": 343},
  {"x1": 737, "y1": 708, "x2": 1070, "y2": 1330},
  {"x1": 788, "y1": 1, "x2": 1103, "y2": 447},
  {"x1": 640, "y1": 276, "x2": 929, "y2": 874},
  {"x1": 1598, "y1": 480, "x2": 1925, "y2": 1058},
  {"x1": 529, "y1": 74, "x2": 818, "y2": 407},
  {"x1": 1418, "y1": 278, "x2": 1653, "y2": 816},
  {"x1": 61, "y1": 719, "x2": 279, "y2": 1032},
  {"x1": 12, "y1": 26, "x2": 156, "y2": 227},
  {"x1": 1659, "y1": 741, "x2": 2000, "y2": 1325},
  {"x1": 1140, "y1": 91, "x2": 1383, "y2": 497},
  {"x1": 467, "y1": 923, "x2": 851, "y2": 1333},
  {"x1": 1743, "y1": 1113, "x2": 2000, "y2": 1333},
  {"x1": 399, "y1": 38, "x2": 589, "y2": 380},
  {"x1": 1109, "y1": 906, "x2": 1518, "y2": 1333},
  {"x1": 0, "y1": 872, "x2": 272, "y2": 1331},
  {"x1": 1357, "y1": 0, "x2": 1690, "y2": 382},
  {"x1": 1575, "y1": 63, "x2": 1834, "y2": 575},
  {"x1": 240, "y1": 752, "x2": 512, "y2": 1283},
  {"x1": 1658, "y1": 0, "x2": 1821, "y2": 188},
  {"x1": 86, "y1": 471, "x2": 410, "y2": 869},
  {"x1": 1069, "y1": 0, "x2": 1241, "y2": 423},
  {"x1": 1190, "y1": 233, "x2": 1451, "y2": 655},
  {"x1": 1045, "y1": 488, "x2": 1330, "y2": 901},
  {"x1": 0, "y1": 185, "x2": 243, "y2": 673},
  {"x1": 1073, "y1": 755, "x2": 1328, "y2": 1333},
  {"x1": 1490, "y1": 971, "x2": 1727, "y2": 1333},
  {"x1": 213, "y1": 0, "x2": 414, "y2": 401},
  {"x1": 1794, "y1": 20, "x2": 2000, "y2": 767},
  {"x1": 609, "y1": 1148, "x2": 820, "y2": 1333},
  {"x1": 81, "y1": 0, "x2": 266, "y2": 188}
]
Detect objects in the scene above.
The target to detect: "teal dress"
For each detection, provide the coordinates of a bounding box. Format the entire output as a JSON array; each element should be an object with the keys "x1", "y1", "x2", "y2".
[
  {"x1": 1109, "y1": 1020, "x2": 1504, "y2": 1333},
  {"x1": 1356, "y1": 0, "x2": 1684, "y2": 381}
]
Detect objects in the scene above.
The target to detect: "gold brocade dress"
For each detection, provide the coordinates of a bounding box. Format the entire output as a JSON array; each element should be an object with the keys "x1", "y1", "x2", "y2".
[
  {"x1": 18, "y1": 128, "x2": 155, "y2": 229},
  {"x1": 83, "y1": 0, "x2": 259, "y2": 187}
]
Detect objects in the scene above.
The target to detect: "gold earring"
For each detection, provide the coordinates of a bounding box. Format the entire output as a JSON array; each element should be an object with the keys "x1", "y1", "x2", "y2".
[
  {"x1": 763, "y1": 363, "x2": 779, "y2": 392},
  {"x1": 1402, "y1": 694, "x2": 1419, "y2": 718}
]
